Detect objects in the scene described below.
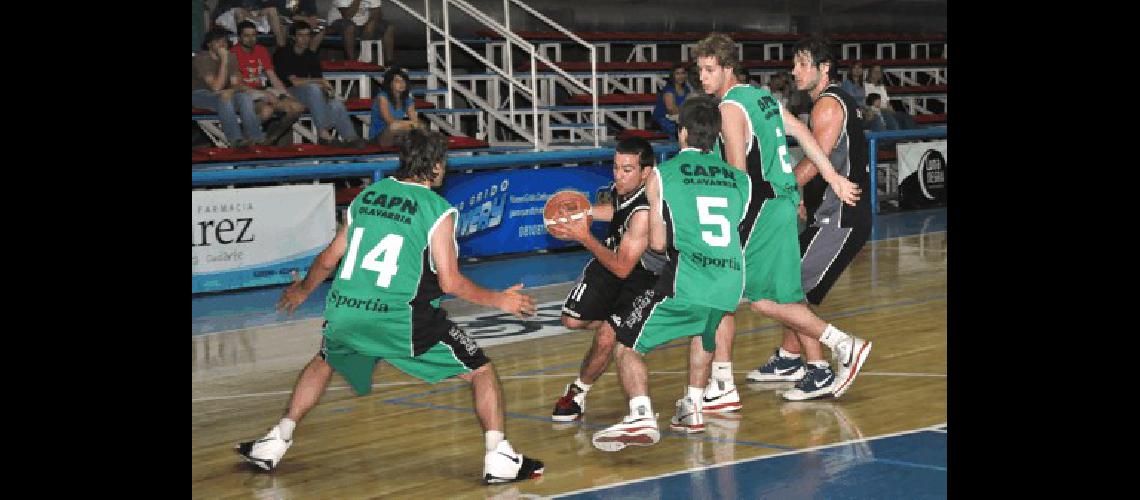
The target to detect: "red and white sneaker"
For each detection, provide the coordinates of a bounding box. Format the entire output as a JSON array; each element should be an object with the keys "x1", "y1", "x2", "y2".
[
  {"x1": 832, "y1": 336, "x2": 872, "y2": 398},
  {"x1": 591, "y1": 413, "x2": 660, "y2": 452}
]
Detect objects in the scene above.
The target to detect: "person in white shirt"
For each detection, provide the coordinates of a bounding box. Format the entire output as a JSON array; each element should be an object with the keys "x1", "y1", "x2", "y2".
[
  {"x1": 327, "y1": 0, "x2": 396, "y2": 63},
  {"x1": 862, "y1": 65, "x2": 916, "y2": 130}
]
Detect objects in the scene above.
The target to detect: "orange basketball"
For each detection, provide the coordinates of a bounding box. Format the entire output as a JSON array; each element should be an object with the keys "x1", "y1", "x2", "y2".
[{"x1": 543, "y1": 190, "x2": 592, "y2": 237}]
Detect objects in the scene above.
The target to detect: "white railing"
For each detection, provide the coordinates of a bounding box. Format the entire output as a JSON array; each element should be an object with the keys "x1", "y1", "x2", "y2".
[
  {"x1": 502, "y1": 0, "x2": 599, "y2": 147},
  {"x1": 384, "y1": 0, "x2": 600, "y2": 149}
]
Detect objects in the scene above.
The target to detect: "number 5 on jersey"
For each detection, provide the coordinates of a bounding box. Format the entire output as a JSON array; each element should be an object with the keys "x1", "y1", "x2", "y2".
[
  {"x1": 340, "y1": 228, "x2": 405, "y2": 287},
  {"x1": 696, "y1": 196, "x2": 731, "y2": 247}
]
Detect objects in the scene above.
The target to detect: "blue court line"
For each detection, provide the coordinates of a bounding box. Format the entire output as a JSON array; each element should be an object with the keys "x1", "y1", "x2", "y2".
[{"x1": 377, "y1": 396, "x2": 945, "y2": 473}]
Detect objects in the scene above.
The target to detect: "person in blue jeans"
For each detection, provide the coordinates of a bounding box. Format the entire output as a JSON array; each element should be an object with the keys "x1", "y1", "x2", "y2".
[
  {"x1": 192, "y1": 28, "x2": 266, "y2": 147},
  {"x1": 273, "y1": 21, "x2": 367, "y2": 148},
  {"x1": 370, "y1": 66, "x2": 422, "y2": 146},
  {"x1": 652, "y1": 62, "x2": 692, "y2": 140}
]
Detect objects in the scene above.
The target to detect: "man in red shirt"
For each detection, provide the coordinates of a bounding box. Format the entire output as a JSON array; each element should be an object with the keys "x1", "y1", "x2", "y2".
[{"x1": 232, "y1": 20, "x2": 305, "y2": 144}]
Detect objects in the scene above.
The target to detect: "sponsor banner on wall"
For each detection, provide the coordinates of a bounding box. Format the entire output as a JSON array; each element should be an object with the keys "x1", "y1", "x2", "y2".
[
  {"x1": 193, "y1": 185, "x2": 336, "y2": 293},
  {"x1": 897, "y1": 140, "x2": 947, "y2": 208},
  {"x1": 439, "y1": 165, "x2": 612, "y2": 258}
]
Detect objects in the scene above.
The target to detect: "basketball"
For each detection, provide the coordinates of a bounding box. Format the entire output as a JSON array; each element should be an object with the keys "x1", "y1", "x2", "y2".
[{"x1": 543, "y1": 190, "x2": 592, "y2": 235}]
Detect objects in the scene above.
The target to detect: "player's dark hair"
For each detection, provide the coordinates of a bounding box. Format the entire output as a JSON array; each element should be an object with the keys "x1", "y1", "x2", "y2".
[
  {"x1": 792, "y1": 36, "x2": 838, "y2": 82},
  {"x1": 395, "y1": 129, "x2": 448, "y2": 182},
  {"x1": 615, "y1": 136, "x2": 656, "y2": 169},
  {"x1": 679, "y1": 95, "x2": 722, "y2": 152}
]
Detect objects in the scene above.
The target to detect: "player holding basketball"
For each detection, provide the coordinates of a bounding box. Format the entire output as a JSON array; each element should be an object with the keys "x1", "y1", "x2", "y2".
[
  {"x1": 746, "y1": 37, "x2": 874, "y2": 400},
  {"x1": 692, "y1": 33, "x2": 872, "y2": 412},
  {"x1": 592, "y1": 95, "x2": 750, "y2": 451},
  {"x1": 235, "y1": 129, "x2": 545, "y2": 484},
  {"x1": 544, "y1": 136, "x2": 666, "y2": 423}
]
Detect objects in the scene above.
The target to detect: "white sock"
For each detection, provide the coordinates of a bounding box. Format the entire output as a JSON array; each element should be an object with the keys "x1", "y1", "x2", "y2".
[
  {"x1": 778, "y1": 347, "x2": 801, "y2": 359},
  {"x1": 819, "y1": 324, "x2": 851, "y2": 350},
  {"x1": 629, "y1": 396, "x2": 653, "y2": 418},
  {"x1": 573, "y1": 378, "x2": 592, "y2": 393},
  {"x1": 711, "y1": 362, "x2": 734, "y2": 385},
  {"x1": 485, "y1": 430, "x2": 505, "y2": 452},
  {"x1": 277, "y1": 418, "x2": 296, "y2": 441},
  {"x1": 808, "y1": 360, "x2": 830, "y2": 370},
  {"x1": 686, "y1": 386, "x2": 705, "y2": 411}
]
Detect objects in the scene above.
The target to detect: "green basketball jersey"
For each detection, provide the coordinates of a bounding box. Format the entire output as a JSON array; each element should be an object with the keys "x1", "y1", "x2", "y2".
[
  {"x1": 655, "y1": 148, "x2": 751, "y2": 312},
  {"x1": 324, "y1": 177, "x2": 457, "y2": 353},
  {"x1": 714, "y1": 84, "x2": 800, "y2": 204}
]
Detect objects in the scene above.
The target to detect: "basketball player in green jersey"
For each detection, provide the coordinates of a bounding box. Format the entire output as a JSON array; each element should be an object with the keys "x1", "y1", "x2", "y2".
[
  {"x1": 236, "y1": 129, "x2": 545, "y2": 485},
  {"x1": 692, "y1": 33, "x2": 872, "y2": 412},
  {"x1": 592, "y1": 95, "x2": 750, "y2": 451}
]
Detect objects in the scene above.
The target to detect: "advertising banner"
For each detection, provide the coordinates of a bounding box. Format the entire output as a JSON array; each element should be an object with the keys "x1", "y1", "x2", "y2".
[
  {"x1": 440, "y1": 165, "x2": 613, "y2": 258},
  {"x1": 897, "y1": 140, "x2": 947, "y2": 209},
  {"x1": 193, "y1": 185, "x2": 336, "y2": 293}
]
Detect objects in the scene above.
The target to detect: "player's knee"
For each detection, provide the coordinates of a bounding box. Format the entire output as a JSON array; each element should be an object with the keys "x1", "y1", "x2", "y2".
[
  {"x1": 595, "y1": 328, "x2": 616, "y2": 350},
  {"x1": 461, "y1": 362, "x2": 494, "y2": 382}
]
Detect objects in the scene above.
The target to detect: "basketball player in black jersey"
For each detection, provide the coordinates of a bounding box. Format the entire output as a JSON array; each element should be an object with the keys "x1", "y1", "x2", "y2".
[
  {"x1": 746, "y1": 37, "x2": 875, "y2": 401},
  {"x1": 546, "y1": 136, "x2": 666, "y2": 422}
]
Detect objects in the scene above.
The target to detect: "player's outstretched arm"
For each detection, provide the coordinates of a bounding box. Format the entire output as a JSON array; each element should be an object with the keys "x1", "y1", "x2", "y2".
[
  {"x1": 782, "y1": 107, "x2": 861, "y2": 206},
  {"x1": 277, "y1": 223, "x2": 349, "y2": 315},
  {"x1": 431, "y1": 213, "x2": 536, "y2": 318}
]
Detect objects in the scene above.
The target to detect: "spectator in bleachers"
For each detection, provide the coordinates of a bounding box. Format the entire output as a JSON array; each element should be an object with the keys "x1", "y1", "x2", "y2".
[
  {"x1": 274, "y1": 21, "x2": 368, "y2": 148},
  {"x1": 193, "y1": 28, "x2": 267, "y2": 147},
  {"x1": 734, "y1": 66, "x2": 757, "y2": 87},
  {"x1": 214, "y1": 0, "x2": 287, "y2": 48},
  {"x1": 327, "y1": 0, "x2": 395, "y2": 64},
  {"x1": 370, "y1": 66, "x2": 422, "y2": 147},
  {"x1": 841, "y1": 62, "x2": 867, "y2": 110},
  {"x1": 766, "y1": 73, "x2": 789, "y2": 108},
  {"x1": 652, "y1": 62, "x2": 693, "y2": 140},
  {"x1": 863, "y1": 93, "x2": 888, "y2": 131},
  {"x1": 232, "y1": 20, "x2": 306, "y2": 144},
  {"x1": 278, "y1": 0, "x2": 326, "y2": 48},
  {"x1": 864, "y1": 64, "x2": 917, "y2": 130}
]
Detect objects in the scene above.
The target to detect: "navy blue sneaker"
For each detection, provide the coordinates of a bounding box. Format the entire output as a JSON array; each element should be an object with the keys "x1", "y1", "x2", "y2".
[
  {"x1": 746, "y1": 349, "x2": 806, "y2": 382},
  {"x1": 782, "y1": 363, "x2": 836, "y2": 401}
]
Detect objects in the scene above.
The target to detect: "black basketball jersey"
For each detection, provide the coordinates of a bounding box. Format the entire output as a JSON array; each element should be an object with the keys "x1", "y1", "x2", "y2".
[
  {"x1": 803, "y1": 84, "x2": 872, "y2": 228},
  {"x1": 602, "y1": 184, "x2": 666, "y2": 276}
]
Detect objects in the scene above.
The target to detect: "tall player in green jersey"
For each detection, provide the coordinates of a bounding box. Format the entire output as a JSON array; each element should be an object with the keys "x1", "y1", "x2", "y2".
[
  {"x1": 592, "y1": 95, "x2": 750, "y2": 451},
  {"x1": 692, "y1": 33, "x2": 872, "y2": 412},
  {"x1": 235, "y1": 129, "x2": 545, "y2": 485}
]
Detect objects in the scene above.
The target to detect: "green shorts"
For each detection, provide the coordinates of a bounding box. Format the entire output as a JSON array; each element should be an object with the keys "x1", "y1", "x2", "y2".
[
  {"x1": 319, "y1": 305, "x2": 489, "y2": 395},
  {"x1": 740, "y1": 196, "x2": 805, "y2": 304},
  {"x1": 610, "y1": 290, "x2": 726, "y2": 355}
]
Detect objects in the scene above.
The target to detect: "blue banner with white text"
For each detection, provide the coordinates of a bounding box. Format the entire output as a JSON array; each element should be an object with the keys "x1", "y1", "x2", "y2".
[{"x1": 440, "y1": 165, "x2": 613, "y2": 258}]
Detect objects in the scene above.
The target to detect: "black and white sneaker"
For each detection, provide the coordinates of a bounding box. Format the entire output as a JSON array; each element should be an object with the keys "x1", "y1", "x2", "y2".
[
  {"x1": 782, "y1": 364, "x2": 836, "y2": 401},
  {"x1": 483, "y1": 441, "x2": 544, "y2": 484},
  {"x1": 746, "y1": 349, "x2": 806, "y2": 382},
  {"x1": 235, "y1": 426, "x2": 293, "y2": 471}
]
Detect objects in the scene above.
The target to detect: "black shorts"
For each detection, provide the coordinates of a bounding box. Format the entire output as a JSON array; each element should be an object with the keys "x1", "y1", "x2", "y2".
[
  {"x1": 799, "y1": 222, "x2": 871, "y2": 305},
  {"x1": 562, "y1": 260, "x2": 658, "y2": 323}
]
